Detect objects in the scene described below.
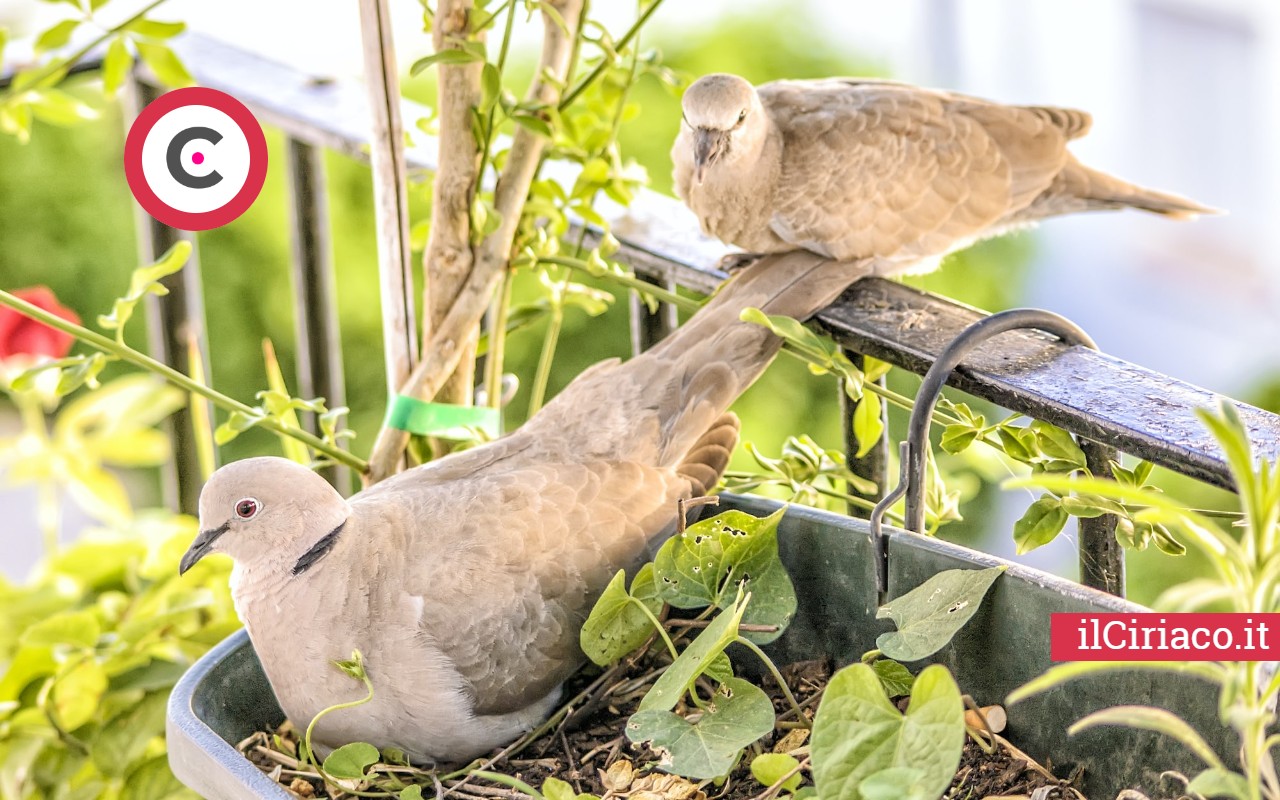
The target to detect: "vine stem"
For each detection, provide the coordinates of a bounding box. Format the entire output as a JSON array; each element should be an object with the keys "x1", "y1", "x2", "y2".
[
  {"x1": 632, "y1": 597, "x2": 679, "y2": 659},
  {"x1": 543, "y1": 255, "x2": 699, "y2": 311},
  {"x1": 557, "y1": 0, "x2": 666, "y2": 110},
  {"x1": 735, "y1": 635, "x2": 809, "y2": 728},
  {"x1": 7, "y1": 0, "x2": 169, "y2": 93},
  {"x1": 0, "y1": 289, "x2": 368, "y2": 473}
]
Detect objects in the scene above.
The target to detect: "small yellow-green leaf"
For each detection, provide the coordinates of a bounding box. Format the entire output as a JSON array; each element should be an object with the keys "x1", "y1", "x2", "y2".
[
  {"x1": 870, "y1": 658, "x2": 915, "y2": 698},
  {"x1": 410, "y1": 48, "x2": 484, "y2": 76},
  {"x1": 751, "y1": 753, "x2": 802, "y2": 792},
  {"x1": 1185, "y1": 768, "x2": 1250, "y2": 800},
  {"x1": 852, "y1": 392, "x2": 883, "y2": 458},
  {"x1": 35, "y1": 19, "x2": 80, "y2": 53},
  {"x1": 1013, "y1": 495, "x2": 1068, "y2": 554},
  {"x1": 102, "y1": 36, "x2": 133, "y2": 99},
  {"x1": 21, "y1": 610, "x2": 100, "y2": 649},
  {"x1": 134, "y1": 42, "x2": 193, "y2": 87}
]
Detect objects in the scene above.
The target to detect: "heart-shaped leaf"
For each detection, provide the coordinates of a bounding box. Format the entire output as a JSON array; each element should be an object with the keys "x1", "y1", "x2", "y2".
[
  {"x1": 654, "y1": 508, "x2": 795, "y2": 643},
  {"x1": 580, "y1": 565, "x2": 662, "y2": 666},
  {"x1": 323, "y1": 741, "x2": 379, "y2": 779},
  {"x1": 627, "y1": 677, "x2": 775, "y2": 779},
  {"x1": 876, "y1": 567, "x2": 1004, "y2": 661},
  {"x1": 811, "y1": 663, "x2": 964, "y2": 800}
]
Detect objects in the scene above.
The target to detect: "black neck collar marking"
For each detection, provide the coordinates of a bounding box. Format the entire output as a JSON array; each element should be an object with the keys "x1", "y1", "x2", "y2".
[{"x1": 292, "y1": 520, "x2": 346, "y2": 576}]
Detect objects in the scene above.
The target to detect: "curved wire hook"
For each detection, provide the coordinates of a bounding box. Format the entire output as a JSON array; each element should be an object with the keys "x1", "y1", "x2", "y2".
[{"x1": 868, "y1": 308, "x2": 1098, "y2": 604}]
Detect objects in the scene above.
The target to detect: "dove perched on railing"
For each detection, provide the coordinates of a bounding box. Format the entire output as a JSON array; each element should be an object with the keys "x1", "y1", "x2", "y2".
[
  {"x1": 178, "y1": 251, "x2": 873, "y2": 764},
  {"x1": 672, "y1": 74, "x2": 1216, "y2": 272}
]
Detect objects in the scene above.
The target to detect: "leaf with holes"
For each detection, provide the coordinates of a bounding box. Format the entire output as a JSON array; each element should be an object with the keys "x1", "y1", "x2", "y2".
[
  {"x1": 627, "y1": 677, "x2": 775, "y2": 780},
  {"x1": 811, "y1": 663, "x2": 964, "y2": 800},
  {"x1": 653, "y1": 508, "x2": 794, "y2": 643},
  {"x1": 639, "y1": 593, "x2": 748, "y2": 714},
  {"x1": 580, "y1": 565, "x2": 662, "y2": 666},
  {"x1": 875, "y1": 567, "x2": 1005, "y2": 661}
]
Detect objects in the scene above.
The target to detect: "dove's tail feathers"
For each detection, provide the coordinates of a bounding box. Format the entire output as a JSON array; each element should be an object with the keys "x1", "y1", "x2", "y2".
[
  {"x1": 1080, "y1": 165, "x2": 1221, "y2": 219},
  {"x1": 677, "y1": 412, "x2": 740, "y2": 497}
]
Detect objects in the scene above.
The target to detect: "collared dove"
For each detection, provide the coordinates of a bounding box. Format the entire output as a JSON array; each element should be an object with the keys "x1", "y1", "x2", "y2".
[
  {"x1": 673, "y1": 74, "x2": 1215, "y2": 270},
  {"x1": 179, "y1": 251, "x2": 872, "y2": 764}
]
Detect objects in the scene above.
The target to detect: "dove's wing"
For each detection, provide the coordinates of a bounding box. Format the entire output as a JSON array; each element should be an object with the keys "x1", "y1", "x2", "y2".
[
  {"x1": 375, "y1": 455, "x2": 685, "y2": 716},
  {"x1": 760, "y1": 79, "x2": 1081, "y2": 260}
]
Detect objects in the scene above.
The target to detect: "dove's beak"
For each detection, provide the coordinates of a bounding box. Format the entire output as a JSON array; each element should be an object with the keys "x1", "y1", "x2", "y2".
[
  {"x1": 180, "y1": 522, "x2": 229, "y2": 575},
  {"x1": 692, "y1": 128, "x2": 724, "y2": 184}
]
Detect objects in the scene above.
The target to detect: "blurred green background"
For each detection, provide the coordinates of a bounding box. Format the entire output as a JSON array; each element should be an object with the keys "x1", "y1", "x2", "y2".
[{"x1": 0, "y1": 9, "x2": 1256, "y2": 605}]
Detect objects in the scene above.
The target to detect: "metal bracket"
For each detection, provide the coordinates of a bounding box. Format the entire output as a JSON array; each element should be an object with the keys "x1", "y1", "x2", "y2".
[{"x1": 869, "y1": 309, "x2": 1099, "y2": 604}]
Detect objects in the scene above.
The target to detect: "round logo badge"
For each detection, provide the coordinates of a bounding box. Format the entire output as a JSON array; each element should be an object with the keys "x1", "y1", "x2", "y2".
[{"x1": 124, "y1": 87, "x2": 268, "y2": 231}]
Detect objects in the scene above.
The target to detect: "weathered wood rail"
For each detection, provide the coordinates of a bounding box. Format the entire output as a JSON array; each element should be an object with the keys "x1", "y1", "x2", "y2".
[{"x1": 7, "y1": 32, "x2": 1280, "y2": 597}]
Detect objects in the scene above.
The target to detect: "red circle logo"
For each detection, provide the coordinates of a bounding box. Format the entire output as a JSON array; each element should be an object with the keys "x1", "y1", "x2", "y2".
[{"x1": 124, "y1": 87, "x2": 268, "y2": 231}]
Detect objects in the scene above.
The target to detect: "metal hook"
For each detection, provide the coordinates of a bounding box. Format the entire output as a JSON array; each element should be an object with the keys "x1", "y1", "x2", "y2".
[{"x1": 868, "y1": 308, "x2": 1098, "y2": 605}]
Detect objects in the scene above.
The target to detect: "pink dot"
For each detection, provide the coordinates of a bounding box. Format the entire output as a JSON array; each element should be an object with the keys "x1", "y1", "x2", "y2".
[{"x1": 192, "y1": 152, "x2": 205, "y2": 165}]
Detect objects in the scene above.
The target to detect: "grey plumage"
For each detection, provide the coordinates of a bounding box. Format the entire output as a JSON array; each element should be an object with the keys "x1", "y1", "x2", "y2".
[
  {"x1": 672, "y1": 74, "x2": 1217, "y2": 271},
  {"x1": 181, "y1": 252, "x2": 873, "y2": 764}
]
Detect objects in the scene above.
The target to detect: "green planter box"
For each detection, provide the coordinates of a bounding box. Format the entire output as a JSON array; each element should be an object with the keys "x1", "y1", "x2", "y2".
[{"x1": 167, "y1": 495, "x2": 1231, "y2": 799}]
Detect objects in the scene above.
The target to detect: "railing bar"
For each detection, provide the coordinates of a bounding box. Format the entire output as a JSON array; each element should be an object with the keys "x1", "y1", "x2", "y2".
[
  {"x1": 125, "y1": 76, "x2": 212, "y2": 514},
  {"x1": 1079, "y1": 439, "x2": 1125, "y2": 596},
  {"x1": 284, "y1": 137, "x2": 350, "y2": 494}
]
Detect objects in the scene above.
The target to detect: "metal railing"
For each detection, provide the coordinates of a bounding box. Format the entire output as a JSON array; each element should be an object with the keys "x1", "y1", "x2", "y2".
[{"x1": 12, "y1": 33, "x2": 1280, "y2": 599}]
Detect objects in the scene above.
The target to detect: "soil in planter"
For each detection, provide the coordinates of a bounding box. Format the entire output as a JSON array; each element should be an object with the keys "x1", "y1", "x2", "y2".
[{"x1": 239, "y1": 651, "x2": 1086, "y2": 800}]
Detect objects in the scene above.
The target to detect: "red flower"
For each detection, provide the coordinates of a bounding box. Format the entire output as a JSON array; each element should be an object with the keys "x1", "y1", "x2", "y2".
[{"x1": 0, "y1": 287, "x2": 80, "y2": 362}]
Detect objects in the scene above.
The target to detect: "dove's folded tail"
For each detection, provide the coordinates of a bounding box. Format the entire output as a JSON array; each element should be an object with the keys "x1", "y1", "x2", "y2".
[
  {"x1": 1060, "y1": 159, "x2": 1222, "y2": 220},
  {"x1": 637, "y1": 252, "x2": 876, "y2": 468}
]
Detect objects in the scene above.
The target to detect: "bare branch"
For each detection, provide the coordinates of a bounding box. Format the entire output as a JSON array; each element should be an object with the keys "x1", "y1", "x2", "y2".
[{"x1": 367, "y1": 0, "x2": 587, "y2": 483}]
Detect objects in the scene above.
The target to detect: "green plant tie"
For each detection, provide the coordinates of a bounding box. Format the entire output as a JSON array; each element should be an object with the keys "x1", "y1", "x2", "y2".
[{"x1": 383, "y1": 395, "x2": 500, "y2": 440}]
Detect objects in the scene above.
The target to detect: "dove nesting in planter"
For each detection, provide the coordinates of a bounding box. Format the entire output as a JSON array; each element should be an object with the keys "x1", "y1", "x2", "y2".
[
  {"x1": 177, "y1": 252, "x2": 876, "y2": 764},
  {"x1": 672, "y1": 73, "x2": 1215, "y2": 272}
]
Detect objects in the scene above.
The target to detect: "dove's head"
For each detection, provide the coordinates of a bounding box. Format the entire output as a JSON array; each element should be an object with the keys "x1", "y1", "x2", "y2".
[
  {"x1": 180, "y1": 457, "x2": 349, "y2": 576},
  {"x1": 681, "y1": 73, "x2": 764, "y2": 183}
]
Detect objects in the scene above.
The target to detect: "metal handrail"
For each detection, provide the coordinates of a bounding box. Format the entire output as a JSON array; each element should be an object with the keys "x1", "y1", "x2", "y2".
[{"x1": 8, "y1": 32, "x2": 1280, "y2": 598}]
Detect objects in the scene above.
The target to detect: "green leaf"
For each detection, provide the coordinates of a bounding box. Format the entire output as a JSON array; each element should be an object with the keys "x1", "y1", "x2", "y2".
[
  {"x1": 1030, "y1": 421, "x2": 1088, "y2": 469},
  {"x1": 1059, "y1": 494, "x2": 1125, "y2": 519},
  {"x1": 639, "y1": 593, "x2": 749, "y2": 713},
  {"x1": 939, "y1": 425, "x2": 980, "y2": 455},
  {"x1": 653, "y1": 508, "x2": 795, "y2": 643},
  {"x1": 120, "y1": 755, "x2": 185, "y2": 800},
  {"x1": 1185, "y1": 768, "x2": 1251, "y2": 800},
  {"x1": 857, "y1": 768, "x2": 933, "y2": 800},
  {"x1": 99, "y1": 241, "x2": 192, "y2": 339},
  {"x1": 512, "y1": 112, "x2": 553, "y2": 138},
  {"x1": 53, "y1": 659, "x2": 108, "y2": 730},
  {"x1": 56, "y1": 352, "x2": 110, "y2": 396},
  {"x1": 410, "y1": 48, "x2": 484, "y2": 76},
  {"x1": 480, "y1": 62, "x2": 501, "y2": 114},
  {"x1": 35, "y1": 19, "x2": 80, "y2": 53},
  {"x1": 541, "y1": 777, "x2": 575, "y2": 800},
  {"x1": 103, "y1": 36, "x2": 134, "y2": 99},
  {"x1": 996, "y1": 426, "x2": 1035, "y2": 463},
  {"x1": 751, "y1": 753, "x2": 802, "y2": 792},
  {"x1": 869, "y1": 659, "x2": 915, "y2": 698},
  {"x1": 875, "y1": 567, "x2": 1005, "y2": 661},
  {"x1": 1008, "y1": 661, "x2": 1225, "y2": 705},
  {"x1": 91, "y1": 691, "x2": 168, "y2": 776},
  {"x1": 323, "y1": 741, "x2": 380, "y2": 779},
  {"x1": 811, "y1": 663, "x2": 964, "y2": 800},
  {"x1": 333, "y1": 650, "x2": 368, "y2": 682},
  {"x1": 580, "y1": 566, "x2": 662, "y2": 666},
  {"x1": 852, "y1": 392, "x2": 883, "y2": 459},
  {"x1": 27, "y1": 88, "x2": 98, "y2": 126},
  {"x1": 627, "y1": 677, "x2": 775, "y2": 779},
  {"x1": 1069, "y1": 706, "x2": 1224, "y2": 770},
  {"x1": 1013, "y1": 495, "x2": 1068, "y2": 554},
  {"x1": 134, "y1": 42, "x2": 193, "y2": 87},
  {"x1": 124, "y1": 19, "x2": 186, "y2": 39},
  {"x1": 400, "y1": 787, "x2": 425, "y2": 800},
  {"x1": 21, "y1": 609, "x2": 100, "y2": 649}
]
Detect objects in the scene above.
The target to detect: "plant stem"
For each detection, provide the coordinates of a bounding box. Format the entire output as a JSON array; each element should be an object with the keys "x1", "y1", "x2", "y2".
[
  {"x1": 526, "y1": 297, "x2": 563, "y2": 417},
  {"x1": 0, "y1": 289, "x2": 368, "y2": 473},
  {"x1": 735, "y1": 635, "x2": 809, "y2": 727},
  {"x1": 631, "y1": 597, "x2": 679, "y2": 660},
  {"x1": 543, "y1": 255, "x2": 700, "y2": 311},
  {"x1": 558, "y1": 0, "x2": 666, "y2": 110},
  {"x1": 7, "y1": 0, "x2": 169, "y2": 94}
]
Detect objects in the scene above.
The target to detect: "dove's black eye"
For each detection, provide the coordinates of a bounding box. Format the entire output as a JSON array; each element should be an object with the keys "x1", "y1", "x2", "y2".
[
  {"x1": 235, "y1": 498, "x2": 260, "y2": 519},
  {"x1": 738, "y1": 109, "x2": 747, "y2": 122}
]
